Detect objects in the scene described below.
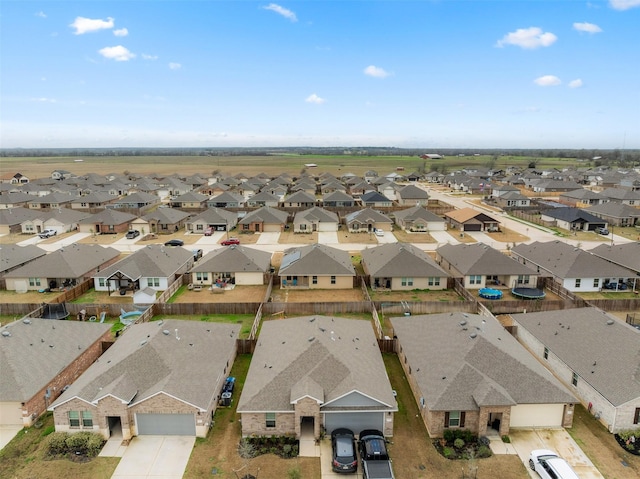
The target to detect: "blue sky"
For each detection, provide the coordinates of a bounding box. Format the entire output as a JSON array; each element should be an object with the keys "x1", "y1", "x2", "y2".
[{"x1": 1, "y1": 0, "x2": 638, "y2": 149}]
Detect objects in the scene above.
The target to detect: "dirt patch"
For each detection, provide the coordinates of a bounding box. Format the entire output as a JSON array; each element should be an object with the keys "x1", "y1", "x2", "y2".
[
  {"x1": 0, "y1": 290, "x2": 59, "y2": 303},
  {"x1": 447, "y1": 231, "x2": 477, "y2": 243},
  {"x1": 278, "y1": 231, "x2": 318, "y2": 244},
  {"x1": 172, "y1": 285, "x2": 268, "y2": 303},
  {"x1": 392, "y1": 229, "x2": 437, "y2": 243},
  {"x1": 485, "y1": 227, "x2": 529, "y2": 244},
  {"x1": 76, "y1": 233, "x2": 123, "y2": 245},
  {"x1": 369, "y1": 288, "x2": 463, "y2": 302},
  {"x1": 270, "y1": 287, "x2": 365, "y2": 303},
  {"x1": 337, "y1": 231, "x2": 379, "y2": 244}
]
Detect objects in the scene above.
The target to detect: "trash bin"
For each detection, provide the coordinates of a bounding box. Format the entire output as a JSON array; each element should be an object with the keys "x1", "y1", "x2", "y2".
[{"x1": 221, "y1": 392, "x2": 232, "y2": 406}]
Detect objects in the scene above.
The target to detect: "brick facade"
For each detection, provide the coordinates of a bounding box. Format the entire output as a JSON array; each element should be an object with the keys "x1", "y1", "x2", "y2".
[
  {"x1": 293, "y1": 397, "x2": 321, "y2": 438},
  {"x1": 241, "y1": 412, "x2": 296, "y2": 437}
]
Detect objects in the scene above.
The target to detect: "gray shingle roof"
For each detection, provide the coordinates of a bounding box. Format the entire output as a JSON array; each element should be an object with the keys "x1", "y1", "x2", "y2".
[
  {"x1": 391, "y1": 313, "x2": 576, "y2": 411},
  {"x1": 141, "y1": 208, "x2": 191, "y2": 223},
  {"x1": 50, "y1": 320, "x2": 239, "y2": 410},
  {"x1": 393, "y1": 205, "x2": 445, "y2": 223},
  {"x1": 294, "y1": 207, "x2": 339, "y2": 224},
  {"x1": 239, "y1": 206, "x2": 288, "y2": 225},
  {"x1": 584, "y1": 202, "x2": 640, "y2": 219},
  {"x1": 191, "y1": 245, "x2": 271, "y2": 273},
  {"x1": 279, "y1": 244, "x2": 355, "y2": 276},
  {"x1": 96, "y1": 244, "x2": 193, "y2": 280},
  {"x1": 237, "y1": 316, "x2": 396, "y2": 413},
  {"x1": 589, "y1": 242, "x2": 640, "y2": 273},
  {"x1": 511, "y1": 308, "x2": 640, "y2": 407},
  {"x1": 362, "y1": 243, "x2": 449, "y2": 278},
  {"x1": 0, "y1": 319, "x2": 111, "y2": 401},
  {"x1": 79, "y1": 209, "x2": 138, "y2": 225},
  {"x1": 0, "y1": 245, "x2": 47, "y2": 274},
  {"x1": 542, "y1": 207, "x2": 604, "y2": 223},
  {"x1": 436, "y1": 243, "x2": 538, "y2": 276},
  {"x1": 188, "y1": 207, "x2": 237, "y2": 224},
  {"x1": 345, "y1": 208, "x2": 392, "y2": 224}
]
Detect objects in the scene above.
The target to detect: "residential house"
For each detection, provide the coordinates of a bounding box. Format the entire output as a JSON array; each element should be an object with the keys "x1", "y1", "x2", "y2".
[
  {"x1": 0, "y1": 319, "x2": 112, "y2": 429},
  {"x1": 511, "y1": 308, "x2": 640, "y2": 434},
  {"x1": 344, "y1": 208, "x2": 393, "y2": 233},
  {"x1": 246, "y1": 191, "x2": 280, "y2": 208},
  {"x1": 0, "y1": 192, "x2": 33, "y2": 209},
  {"x1": 322, "y1": 190, "x2": 355, "y2": 208},
  {"x1": 293, "y1": 207, "x2": 339, "y2": 233},
  {"x1": 237, "y1": 316, "x2": 397, "y2": 438},
  {"x1": 131, "y1": 208, "x2": 191, "y2": 235},
  {"x1": 359, "y1": 191, "x2": 392, "y2": 208},
  {"x1": 540, "y1": 208, "x2": 607, "y2": 232},
  {"x1": 362, "y1": 243, "x2": 449, "y2": 290},
  {"x1": 364, "y1": 170, "x2": 378, "y2": 183},
  {"x1": 51, "y1": 170, "x2": 74, "y2": 181},
  {"x1": 49, "y1": 320, "x2": 239, "y2": 439},
  {"x1": 94, "y1": 244, "x2": 194, "y2": 294},
  {"x1": 108, "y1": 192, "x2": 160, "y2": 211},
  {"x1": 392, "y1": 313, "x2": 576, "y2": 438},
  {"x1": 393, "y1": 205, "x2": 446, "y2": 232},
  {"x1": 0, "y1": 245, "x2": 46, "y2": 289},
  {"x1": 78, "y1": 209, "x2": 138, "y2": 235},
  {"x1": 590, "y1": 242, "x2": 640, "y2": 281},
  {"x1": 186, "y1": 207, "x2": 238, "y2": 234},
  {"x1": 600, "y1": 187, "x2": 640, "y2": 206},
  {"x1": 69, "y1": 193, "x2": 118, "y2": 211},
  {"x1": 208, "y1": 191, "x2": 245, "y2": 208},
  {"x1": 282, "y1": 191, "x2": 316, "y2": 208},
  {"x1": 583, "y1": 202, "x2": 640, "y2": 227},
  {"x1": 279, "y1": 244, "x2": 355, "y2": 289},
  {"x1": 0, "y1": 172, "x2": 29, "y2": 184},
  {"x1": 558, "y1": 189, "x2": 605, "y2": 208},
  {"x1": 436, "y1": 243, "x2": 539, "y2": 290},
  {"x1": 27, "y1": 192, "x2": 75, "y2": 211},
  {"x1": 424, "y1": 171, "x2": 445, "y2": 184},
  {"x1": 444, "y1": 208, "x2": 500, "y2": 232},
  {"x1": 0, "y1": 207, "x2": 42, "y2": 235},
  {"x1": 511, "y1": 241, "x2": 635, "y2": 292},
  {"x1": 20, "y1": 209, "x2": 89, "y2": 236},
  {"x1": 491, "y1": 184, "x2": 520, "y2": 199},
  {"x1": 170, "y1": 191, "x2": 209, "y2": 209},
  {"x1": 529, "y1": 179, "x2": 583, "y2": 193},
  {"x1": 190, "y1": 245, "x2": 272, "y2": 287},
  {"x1": 493, "y1": 191, "x2": 531, "y2": 208},
  {"x1": 3, "y1": 244, "x2": 120, "y2": 292},
  {"x1": 396, "y1": 184, "x2": 429, "y2": 206},
  {"x1": 239, "y1": 206, "x2": 289, "y2": 233}
]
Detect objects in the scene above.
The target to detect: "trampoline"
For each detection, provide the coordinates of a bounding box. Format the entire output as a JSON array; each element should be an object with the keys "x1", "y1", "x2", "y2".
[
  {"x1": 41, "y1": 303, "x2": 70, "y2": 320},
  {"x1": 479, "y1": 288, "x2": 503, "y2": 300},
  {"x1": 512, "y1": 287, "x2": 546, "y2": 300}
]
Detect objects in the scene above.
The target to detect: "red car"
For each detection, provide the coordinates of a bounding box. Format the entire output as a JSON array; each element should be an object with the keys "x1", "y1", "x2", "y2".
[
  {"x1": 204, "y1": 227, "x2": 214, "y2": 236},
  {"x1": 221, "y1": 237, "x2": 240, "y2": 246}
]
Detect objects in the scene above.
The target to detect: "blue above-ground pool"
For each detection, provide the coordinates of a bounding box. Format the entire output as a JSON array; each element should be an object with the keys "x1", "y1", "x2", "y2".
[
  {"x1": 119, "y1": 310, "x2": 143, "y2": 325},
  {"x1": 479, "y1": 288, "x2": 503, "y2": 300}
]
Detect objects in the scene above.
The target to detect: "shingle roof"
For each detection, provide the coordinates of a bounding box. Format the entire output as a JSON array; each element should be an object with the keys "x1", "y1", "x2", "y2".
[
  {"x1": 542, "y1": 207, "x2": 604, "y2": 223},
  {"x1": 294, "y1": 207, "x2": 339, "y2": 224},
  {"x1": 191, "y1": 245, "x2": 271, "y2": 273},
  {"x1": 0, "y1": 319, "x2": 111, "y2": 401},
  {"x1": 188, "y1": 207, "x2": 237, "y2": 224},
  {"x1": 391, "y1": 313, "x2": 576, "y2": 411},
  {"x1": 0, "y1": 207, "x2": 43, "y2": 226},
  {"x1": 50, "y1": 320, "x2": 239, "y2": 410},
  {"x1": 584, "y1": 202, "x2": 640, "y2": 219},
  {"x1": 398, "y1": 184, "x2": 429, "y2": 199},
  {"x1": 445, "y1": 208, "x2": 498, "y2": 224},
  {"x1": 511, "y1": 308, "x2": 640, "y2": 407},
  {"x1": 362, "y1": 243, "x2": 449, "y2": 278},
  {"x1": 359, "y1": 191, "x2": 389, "y2": 203},
  {"x1": 141, "y1": 208, "x2": 191, "y2": 223},
  {"x1": 0, "y1": 245, "x2": 47, "y2": 274},
  {"x1": 239, "y1": 206, "x2": 288, "y2": 225},
  {"x1": 97, "y1": 244, "x2": 193, "y2": 280},
  {"x1": 4, "y1": 244, "x2": 120, "y2": 279},
  {"x1": 237, "y1": 316, "x2": 396, "y2": 413},
  {"x1": 589, "y1": 242, "x2": 640, "y2": 274},
  {"x1": 511, "y1": 241, "x2": 635, "y2": 279},
  {"x1": 345, "y1": 208, "x2": 392, "y2": 224},
  {"x1": 79, "y1": 209, "x2": 138, "y2": 225},
  {"x1": 393, "y1": 205, "x2": 445, "y2": 223},
  {"x1": 279, "y1": 244, "x2": 355, "y2": 276},
  {"x1": 436, "y1": 243, "x2": 537, "y2": 276}
]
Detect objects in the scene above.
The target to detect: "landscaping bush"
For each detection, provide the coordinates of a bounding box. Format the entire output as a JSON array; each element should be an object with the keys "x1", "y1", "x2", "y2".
[
  {"x1": 615, "y1": 429, "x2": 640, "y2": 455},
  {"x1": 242, "y1": 435, "x2": 299, "y2": 458},
  {"x1": 434, "y1": 429, "x2": 492, "y2": 461},
  {"x1": 501, "y1": 435, "x2": 511, "y2": 443},
  {"x1": 46, "y1": 431, "x2": 105, "y2": 460},
  {"x1": 443, "y1": 446, "x2": 456, "y2": 459},
  {"x1": 46, "y1": 432, "x2": 68, "y2": 456},
  {"x1": 454, "y1": 438, "x2": 465, "y2": 449},
  {"x1": 477, "y1": 445, "x2": 493, "y2": 458}
]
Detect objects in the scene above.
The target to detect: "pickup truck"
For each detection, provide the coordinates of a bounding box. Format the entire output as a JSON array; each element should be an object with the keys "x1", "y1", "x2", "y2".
[
  {"x1": 358, "y1": 429, "x2": 395, "y2": 479},
  {"x1": 38, "y1": 229, "x2": 57, "y2": 239}
]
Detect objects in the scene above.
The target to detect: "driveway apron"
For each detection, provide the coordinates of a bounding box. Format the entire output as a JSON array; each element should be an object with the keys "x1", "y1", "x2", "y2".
[{"x1": 110, "y1": 435, "x2": 195, "y2": 479}]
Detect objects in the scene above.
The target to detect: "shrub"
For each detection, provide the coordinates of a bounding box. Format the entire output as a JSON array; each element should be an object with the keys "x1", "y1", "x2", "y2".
[
  {"x1": 46, "y1": 432, "x2": 69, "y2": 456},
  {"x1": 443, "y1": 447, "x2": 456, "y2": 459},
  {"x1": 41, "y1": 425, "x2": 55, "y2": 437},
  {"x1": 85, "y1": 433, "x2": 105, "y2": 457},
  {"x1": 454, "y1": 438, "x2": 465, "y2": 449},
  {"x1": 478, "y1": 436, "x2": 490, "y2": 447},
  {"x1": 618, "y1": 429, "x2": 640, "y2": 442},
  {"x1": 477, "y1": 445, "x2": 493, "y2": 458},
  {"x1": 443, "y1": 429, "x2": 455, "y2": 443},
  {"x1": 501, "y1": 435, "x2": 511, "y2": 443},
  {"x1": 287, "y1": 466, "x2": 301, "y2": 479}
]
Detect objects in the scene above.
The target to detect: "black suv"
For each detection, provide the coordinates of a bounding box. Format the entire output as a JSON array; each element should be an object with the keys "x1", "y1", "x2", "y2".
[
  {"x1": 331, "y1": 428, "x2": 357, "y2": 473},
  {"x1": 358, "y1": 429, "x2": 390, "y2": 461}
]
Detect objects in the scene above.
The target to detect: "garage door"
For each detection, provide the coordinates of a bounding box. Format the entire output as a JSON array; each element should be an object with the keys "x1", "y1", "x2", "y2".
[
  {"x1": 0, "y1": 402, "x2": 23, "y2": 426},
  {"x1": 136, "y1": 413, "x2": 196, "y2": 436},
  {"x1": 463, "y1": 224, "x2": 482, "y2": 231},
  {"x1": 324, "y1": 412, "x2": 384, "y2": 435}
]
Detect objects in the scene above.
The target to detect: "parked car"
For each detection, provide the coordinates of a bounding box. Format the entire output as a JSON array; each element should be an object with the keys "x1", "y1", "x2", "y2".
[
  {"x1": 359, "y1": 429, "x2": 394, "y2": 478},
  {"x1": 221, "y1": 237, "x2": 240, "y2": 246},
  {"x1": 204, "y1": 227, "x2": 214, "y2": 236},
  {"x1": 164, "y1": 239, "x2": 184, "y2": 246},
  {"x1": 529, "y1": 449, "x2": 580, "y2": 479},
  {"x1": 331, "y1": 428, "x2": 357, "y2": 473},
  {"x1": 374, "y1": 229, "x2": 384, "y2": 237},
  {"x1": 595, "y1": 227, "x2": 609, "y2": 235},
  {"x1": 192, "y1": 249, "x2": 203, "y2": 260},
  {"x1": 38, "y1": 229, "x2": 57, "y2": 239},
  {"x1": 126, "y1": 230, "x2": 140, "y2": 239}
]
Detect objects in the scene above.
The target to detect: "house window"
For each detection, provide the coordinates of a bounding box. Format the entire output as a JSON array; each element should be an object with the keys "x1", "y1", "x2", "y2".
[
  {"x1": 331, "y1": 276, "x2": 336, "y2": 285},
  {"x1": 68, "y1": 411, "x2": 80, "y2": 428},
  {"x1": 593, "y1": 278, "x2": 599, "y2": 288},
  {"x1": 300, "y1": 224, "x2": 307, "y2": 231},
  {"x1": 428, "y1": 277, "x2": 440, "y2": 286},
  {"x1": 445, "y1": 411, "x2": 465, "y2": 428},
  {"x1": 401, "y1": 277, "x2": 413, "y2": 286},
  {"x1": 543, "y1": 347, "x2": 549, "y2": 360},
  {"x1": 517, "y1": 275, "x2": 530, "y2": 285},
  {"x1": 82, "y1": 411, "x2": 93, "y2": 427},
  {"x1": 265, "y1": 413, "x2": 276, "y2": 428},
  {"x1": 469, "y1": 275, "x2": 482, "y2": 285},
  {"x1": 312, "y1": 276, "x2": 317, "y2": 285},
  {"x1": 29, "y1": 278, "x2": 41, "y2": 287},
  {"x1": 25, "y1": 225, "x2": 34, "y2": 232},
  {"x1": 147, "y1": 278, "x2": 160, "y2": 287},
  {"x1": 634, "y1": 408, "x2": 640, "y2": 425},
  {"x1": 574, "y1": 279, "x2": 581, "y2": 288},
  {"x1": 572, "y1": 372, "x2": 578, "y2": 387},
  {"x1": 243, "y1": 224, "x2": 249, "y2": 230},
  {"x1": 196, "y1": 224, "x2": 203, "y2": 231},
  {"x1": 196, "y1": 272, "x2": 208, "y2": 281},
  {"x1": 98, "y1": 278, "x2": 106, "y2": 288}
]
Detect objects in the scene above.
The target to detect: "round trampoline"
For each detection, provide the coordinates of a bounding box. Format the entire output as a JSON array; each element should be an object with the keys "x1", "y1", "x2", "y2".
[
  {"x1": 479, "y1": 288, "x2": 503, "y2": 300},
  {"x1": 41, "y1": 303, "x2": 70, "y2": 320},
  {"x1": 511, "y1": 287, "x2": 546, "y2": 300}
]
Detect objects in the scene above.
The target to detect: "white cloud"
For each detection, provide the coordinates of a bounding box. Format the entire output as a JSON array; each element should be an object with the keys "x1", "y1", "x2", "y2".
[
  {"x1": 35, "y1": 11, "x2": 47, "y2": 18},
  {"x1": 142, "y1": 54, "x2": 158, "y2": 60},
  {"x1": 609, "y1": 0, "x2": 640, "y2": 10},
  {"x1": 573, "y1": 22, "x2": 602, "y2": 33},
  {"x1": 496, "y1": 27, "x2": 557, "y2": 49},
  {"x1": 534, "y1": 75, "x2": 562, "y2": 86},
  {"x1": 263, "y1": 3, "x2": 298, "y2": 22},
  {"x1": 31, "y1": 97, "x2": 56, "y2": 103},
  {"x1": 364, "y1": 65, "x2": 391, "y2": 78},
  {"x1": 569, "y1": 79, "x2": 583, "y2": 88},
  {"x1": 113, "y1": 28, "x2": 129, "y2": 37},
  {"x1": 169, "y1": 62, "x2": 182, "y2": 70},
  {"x1": 70, "y1": 16, "x2": 115, "y2": 35},
  {"x1": 305, "y1": 93, "x2": 326, "y2": 104},
  {"x1": 98, "y1": 45, "x2": 135, "y2": 62}
]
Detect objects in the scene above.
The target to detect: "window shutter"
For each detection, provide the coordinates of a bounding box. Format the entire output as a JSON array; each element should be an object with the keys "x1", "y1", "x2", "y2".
[
  {"x1": 460, "y1": 411, "x2": 466, "y2": 428},
  {"x1": 634, "y1": 408, "x2": 640, "y2": 425},
  {"x1": 444, "y1": 412, "x2": 450, "y2": 428}
]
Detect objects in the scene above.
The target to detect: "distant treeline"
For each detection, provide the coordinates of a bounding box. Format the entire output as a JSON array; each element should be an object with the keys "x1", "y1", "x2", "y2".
[{"x1": 1, "y1": 147, "x2": 638, "y2": 164}]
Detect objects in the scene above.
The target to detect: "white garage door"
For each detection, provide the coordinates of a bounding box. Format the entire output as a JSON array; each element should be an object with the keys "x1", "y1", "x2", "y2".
[
  {"x1": 510, "y1": 404, "x2": 565, "y2": 428},
  {"x1": 136, "y1": 413, "x2": 196, "y2": 436},
  {"x1": 324, "y1": 412, "x2": 384, "y2": 435},
  {"x1": 0, "y1": 402, "x2": 23, "y2": 426}
]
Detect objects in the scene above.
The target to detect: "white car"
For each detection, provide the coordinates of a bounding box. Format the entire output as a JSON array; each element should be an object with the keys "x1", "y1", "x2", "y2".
[
  {"x1": 38, "y1": 228, "x2": 57, "y2": 239},
  {"x1": 374, "y1": 228, "x2": 385, "y2": 237},
  {"x1": 529, "y1": 449, "x2": 580, "y2": 479}
]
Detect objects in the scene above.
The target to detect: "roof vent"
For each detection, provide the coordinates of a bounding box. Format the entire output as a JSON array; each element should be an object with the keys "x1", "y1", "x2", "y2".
[
  {"x1": 469, "y1": 332, "x2": 477, "y2": 339},
  {"x1": 606, "y1": 319, "x2": 614, "y2": 325},
  {"x1": 22, "y1": 318, "x2": 32, "y2": 324},
  {"x1": 140, "y1": 340, "x2": 147, "y2": 346},
  {"x1": 459, "y1": 320, "x2": 467, "y2": 326},
  {"x1": 2, "y1": 330, "x2": 11, "y2": 337},
  {"x1": 162, "y1": 330, "x2": 170, "y2": 335},
  {"x1": 308, "y1": 336, "x2": 315, "y2": 342}
]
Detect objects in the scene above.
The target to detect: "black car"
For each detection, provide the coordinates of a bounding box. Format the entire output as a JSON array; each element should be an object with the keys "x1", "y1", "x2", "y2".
[
  {"x1": 164, "y1": 239, "x2": 184, "y2": 246},
  {"x1": 331, "y1": 428, "x2": 357, "y2": 473}
]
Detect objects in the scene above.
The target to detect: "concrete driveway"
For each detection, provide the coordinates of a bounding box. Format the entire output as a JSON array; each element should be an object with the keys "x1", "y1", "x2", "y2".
[
  {"x1": 509, "y1": 429, "x2": 604, "y2": 479},
  {"x1": 319, "y1": 438, "x2": 361, "y2": 479},
  {"x1": 0, "y1": 425, "x2": 23, "y2": 451},
  {"x1": 375, "y1": 231, "x2": 397, "y2": 244},
  {"x1": 256, "y1": 232, "x2": 280, "y2": 244},
  {"x1": 110, "y1": 436, "x2": 195, "y2": 479},
  {"x1": 318, "y1": 231, "x2": 339, "y2": 244}
]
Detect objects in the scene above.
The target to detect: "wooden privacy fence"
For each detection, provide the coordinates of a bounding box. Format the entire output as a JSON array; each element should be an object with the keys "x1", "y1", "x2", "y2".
[
  {"x1": 49, "y1": 279, "x2": 93, "y2": 304},
  {"x1": 156, "y1": 274, "x2": 188, "y2": 303},
  {"x1": 262, "y1": 301, "x2": 373, "y2": 316},
  {"x1": 155, "y1": 302, "x2": 262, "y2": 315}
]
